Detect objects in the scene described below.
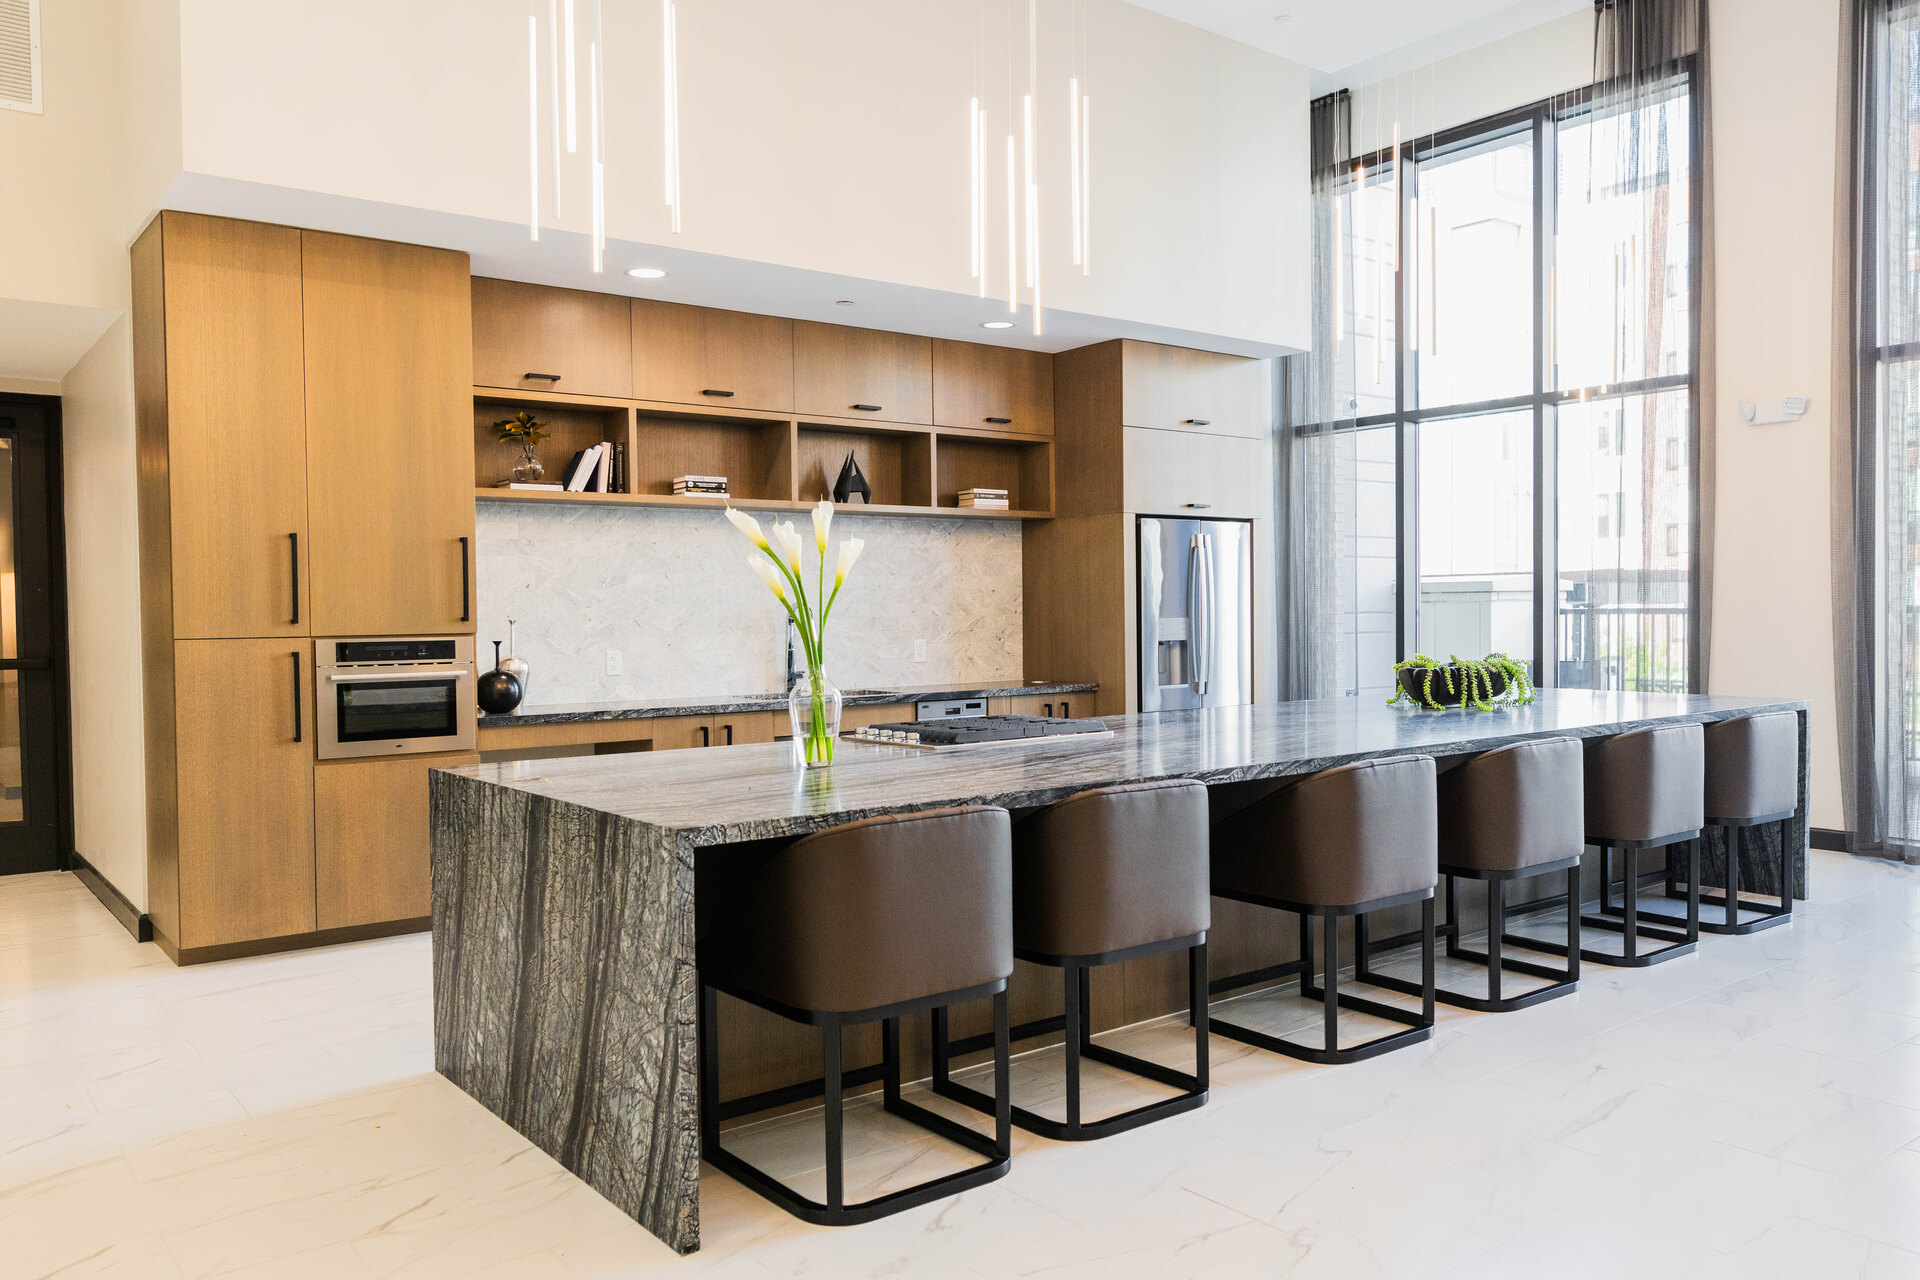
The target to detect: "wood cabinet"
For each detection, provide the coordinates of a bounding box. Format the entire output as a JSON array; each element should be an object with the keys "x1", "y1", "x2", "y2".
[
  {"x1": 171, "y1": 639, "x2": 317, "y2": 950},
  {"x1": 990, "y1": 693, "x2": 1085, "y2": 719},
  {"x1": 315, "y1": 751, "x2": 477, "y2": 930},
  {"x1": 1119, "y1": 340, "x2": 1273, "y2": 439},
  {"x1": 631, "y1": 300, "x2": 792, "y2": 412},
  {"x1": 934, "y1": 340, "x2": 1053, "y2": 436},
  {"x1": 302, "y1": 231, "x2": 476, "y2": 636},
  {"x1": 794, "y1": 322, "x2": 932, "y2": 424},
  {"x1": 149, "y1": 213, "x2": 312, "y2": 639},
  {"x1": 649, "y1": 712, "x2": 777, "y2": 749},
  {"x1": 472, "y1": 277, "x2": 633, "y2": 398}
]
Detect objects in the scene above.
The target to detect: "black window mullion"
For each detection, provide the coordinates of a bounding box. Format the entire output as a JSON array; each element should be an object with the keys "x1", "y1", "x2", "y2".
[
  {"x1": 1535, "y1": 101, "x2": 1558, "y2": 687},
  {"x1": 1396, "y1": 136, "x2": 1420, "y2": 661}
]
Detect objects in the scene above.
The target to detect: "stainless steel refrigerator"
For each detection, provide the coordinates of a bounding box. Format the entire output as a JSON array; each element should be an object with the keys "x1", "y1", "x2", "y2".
[{"x1": 1138, "y1": 516, "x2": 1254, "y2": 712}]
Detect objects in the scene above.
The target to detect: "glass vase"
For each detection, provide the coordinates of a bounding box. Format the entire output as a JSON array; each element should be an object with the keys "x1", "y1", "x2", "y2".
[
  {"x1": 511, "y1": 440, "x2": 544, "y2": 483},
  {"x1": 788, "y1": 667, "x2": 842, "y2": 768}
]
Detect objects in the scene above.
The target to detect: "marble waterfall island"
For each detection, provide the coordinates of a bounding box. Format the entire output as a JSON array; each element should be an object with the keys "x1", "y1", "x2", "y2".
[{"x1": 429, "y1": 690, "x2": 1810, "y2": 1254}]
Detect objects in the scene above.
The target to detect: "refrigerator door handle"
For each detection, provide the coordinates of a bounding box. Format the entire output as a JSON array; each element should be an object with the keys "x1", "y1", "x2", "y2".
[
  {"x1": 1186, "y1": 534, "x2": 1205, "y2": 695},
  {"x1": 1198, "y1": 534, "x2": 1216, "y2": 695}
]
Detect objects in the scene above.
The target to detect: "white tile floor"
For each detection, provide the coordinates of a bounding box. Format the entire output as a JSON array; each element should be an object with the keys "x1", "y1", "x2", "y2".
[{"x1": 4, "y1": 849, "x2": 1919, "y2": 1279}]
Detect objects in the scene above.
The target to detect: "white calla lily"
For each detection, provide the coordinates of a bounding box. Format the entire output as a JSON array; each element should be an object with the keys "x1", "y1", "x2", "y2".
[
  {"x1": 724, "y1": 504, "x2": 769, "y2": 550},
  {"x1": 748, "y1": 554, "x2": 787, "y2": 602},
  {"x1": 812, "y1": 498, "x2": 833, "y2": 551},
  {"x1": 834, "y1": 537, "x2": 865, "y2": 587},
  {"x1": 772, "y1": 520, "x2": 804, "y2": 572}
]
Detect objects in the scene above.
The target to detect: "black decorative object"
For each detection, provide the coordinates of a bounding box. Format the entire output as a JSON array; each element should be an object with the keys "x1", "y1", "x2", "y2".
[
  {"x1": 478, "y1": 640, "x2": 525, "y2": 714},
  {"x1": 831, "y1": 450, "x2": 871, "y2": 505}
]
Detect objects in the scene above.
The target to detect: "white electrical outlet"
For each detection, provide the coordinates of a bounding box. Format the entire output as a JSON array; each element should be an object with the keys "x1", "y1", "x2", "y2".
[
  {"x1": 914, "y1": 639, "x2": 927, "y2": 663},
  {"x1": 606, "y1": 649, "x2": 623, "y2": 676}
]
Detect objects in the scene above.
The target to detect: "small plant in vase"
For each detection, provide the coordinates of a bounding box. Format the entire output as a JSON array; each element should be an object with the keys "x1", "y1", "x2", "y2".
[
  {"x1": 493, "y1": 411, "x2": 551, "y2": 483},
  {"x1": 1388, "y1": 652, "x2": 1536, "y2": 711},
  {"x1": 727, "y1": 499, "x2": 865, "y2": 767}
]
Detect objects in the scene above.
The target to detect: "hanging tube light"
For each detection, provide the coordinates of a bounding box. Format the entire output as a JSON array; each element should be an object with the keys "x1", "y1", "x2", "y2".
[{"x1": 528, "y1": 14, "x2": 540, "y2": 241}]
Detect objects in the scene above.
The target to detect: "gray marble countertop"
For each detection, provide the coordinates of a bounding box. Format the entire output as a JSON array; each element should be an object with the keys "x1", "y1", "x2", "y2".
[
  {"x1": 449, "y1": 690, "x2": 1808, "y2": 845},
  {"x1": 476, "y1": 680, "x2": 1097, "y2": 727}
]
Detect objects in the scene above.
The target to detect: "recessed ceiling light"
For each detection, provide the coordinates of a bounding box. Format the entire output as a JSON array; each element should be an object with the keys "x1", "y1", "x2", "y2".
[
  {"x1": 835, "y1": 299, "x2": 855, "y2": 306},
  {"x1": 626, "y1": 266, "x2": 667, "y2": 279},
  {"x1": 981, "y1": 320, "x2": 1015, "y2": 329}
]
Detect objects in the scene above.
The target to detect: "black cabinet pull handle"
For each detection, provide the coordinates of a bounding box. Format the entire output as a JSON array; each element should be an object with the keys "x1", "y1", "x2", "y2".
[
  {"x1": 1184, "y1": 418, "x2": 1211, "y2": 426},
  {"x1": 289, "y1": 532, "x2": 300, "y2": 626},
  {"x1": 458, "y1": 537, "x2": 471, "y2": 623},
  {"x1": 291, "y1": 651, "x2": 303, "y2": 743},
  {"x1": 851, "y1": 404, "x2": 882, "y2": 412},
  {"x1": 985, "y1": 416, "x2": 1012, "y2": 424},
  {"x1": 1043, "y1": 702, "x2": 1054, "y2": 718},
  {"x1": 1184, "y1": 502, "x2": 1213, "y2": 509},
  {"x1": 699, "y1": 725, "x2": 710, "y2": 748},
  {"x1": 1061, "y1": 700, "x2": 1070, "y2": 718},
  {"x1": 524, "y1": 372, "x2": 562, "y2": 383},
  {"x1": 723, "y1": 723, "x2": 734, "y2": 745},
  {"x1": 701, "y1": 389, "x2": 735, "y2": 397}
]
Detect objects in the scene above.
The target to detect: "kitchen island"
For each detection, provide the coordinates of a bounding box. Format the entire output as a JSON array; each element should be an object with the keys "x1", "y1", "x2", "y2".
[{"x1": 429, "y1": 691, "x2": 1810, "y2": 1254}]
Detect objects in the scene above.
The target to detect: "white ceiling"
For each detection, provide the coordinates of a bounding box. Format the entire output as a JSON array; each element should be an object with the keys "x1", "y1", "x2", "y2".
[{"x1": 1127, "y1": 0, "x2": 1590, "y2": 87}]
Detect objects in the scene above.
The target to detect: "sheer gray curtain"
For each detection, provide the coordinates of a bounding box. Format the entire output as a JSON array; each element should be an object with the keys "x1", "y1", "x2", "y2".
[
  {"x1": 1276, "y1": 93, "x2": 1363, "y2": 700},
  {"x1": 1845, "y1": 0, "x2": 1920, "y2": 860}
]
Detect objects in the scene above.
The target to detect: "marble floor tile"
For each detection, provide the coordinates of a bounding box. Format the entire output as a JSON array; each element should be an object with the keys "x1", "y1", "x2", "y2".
[{"x1": 6, "y1": 852, "x2": 1920, "y2": 1278}]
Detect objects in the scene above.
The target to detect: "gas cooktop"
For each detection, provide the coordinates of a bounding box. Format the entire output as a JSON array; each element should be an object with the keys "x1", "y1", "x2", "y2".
[{"x1": 845, "y1": 714, "x2": 1111, "y2": 750}]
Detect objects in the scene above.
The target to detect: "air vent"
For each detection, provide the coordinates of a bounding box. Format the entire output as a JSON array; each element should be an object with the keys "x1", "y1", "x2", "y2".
[{"x1": 0, "y1": 0, "x2": 41, "y2": 115}]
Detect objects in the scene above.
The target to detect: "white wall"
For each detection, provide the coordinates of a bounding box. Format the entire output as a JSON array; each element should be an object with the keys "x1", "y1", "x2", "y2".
[
  {"x1": 59, "y1": 318, "x2": 147, "y2": 905},
  {"x1": 1338, "y1": 1, "x2": 1849, "y2": 829}
]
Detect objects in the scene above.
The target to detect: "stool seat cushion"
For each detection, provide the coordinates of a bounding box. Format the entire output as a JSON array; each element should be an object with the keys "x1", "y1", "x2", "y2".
[
  {"x1": 1013, "y1": 778, "x2": 1209, "y2": 959},
  {"x1": 707, "y1": 805, "x2": 1013, "y2": 1014},
  {"x1": 1211, "y1": 756, "x2": 1438, "y2": 909},
  {"x1": 1584, "y1": 723, "x2": 1704, "y2": 843},
  {"x1": 1439, "y1": 737, "x2": 1585, "y2": 873},
  {"x1": 1705, "y1": 712, "x2": 1797, "y2": 822}
]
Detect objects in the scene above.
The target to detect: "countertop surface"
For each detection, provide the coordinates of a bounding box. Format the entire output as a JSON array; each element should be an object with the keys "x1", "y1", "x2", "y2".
[
  {"x1": 447, "y1": 690, "x2": 1808, "y2": 845},
  {"x1": 476, "y1": 681, "x2": 1098, "y2": 727}
]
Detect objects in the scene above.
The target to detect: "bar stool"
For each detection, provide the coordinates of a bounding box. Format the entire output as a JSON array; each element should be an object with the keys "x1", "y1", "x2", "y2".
[
  {"x1": 1360, "y1": 738, "x2": 1584, "y2": 1011},
  {"x1": 1688, "y1": 712, "x2": 1798, "y2": 935},
  {"x1": 697, "y1": 806, "x2": 1014, "y2": 1227},
  {"x1": 1209, "y1": 756, "x2": 1438, "y2": 1065},
  {"x1": 1513, "y1": 723, "x2": 1703, "y2": 969},
  {"x1": 931, "y1": 779, "x2": 1210, "y2": 1141}
]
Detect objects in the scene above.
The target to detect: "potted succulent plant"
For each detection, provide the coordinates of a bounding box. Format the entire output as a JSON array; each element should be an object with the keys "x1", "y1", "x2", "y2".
[
  {"x1": 493, "y1": 410, "x2": 551, "y2": 483},
  {"x1": 1389, "y1": 652, "x2": 1536, "y2": 711}
]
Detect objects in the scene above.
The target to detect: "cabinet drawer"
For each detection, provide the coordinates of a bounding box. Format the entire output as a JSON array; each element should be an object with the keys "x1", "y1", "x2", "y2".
[
  {"x1": 650, "y1": 712, "x2": 777, "y2": 749},
  {"x1": 632, "y1": 300, "x2": 792, "y2": 412},
  {"x1": 315, "y1": 751, "x2": 477, "y2": 929},
  {"x1": 794, "y1": 322, "x2": 932, "y2": 424},
  {"x1": 1121, "y1": 341, "x2": 1272, "y2": 438},
  {"x1": 933, "y1": 340, "x2": 1053, "y2": 435},
  {"x1": 1123, "y1": 427, "x2": 1269, "y2": 519},
  {"x1": 472, "y1": 277, "x2": 633, "y2": 398}
]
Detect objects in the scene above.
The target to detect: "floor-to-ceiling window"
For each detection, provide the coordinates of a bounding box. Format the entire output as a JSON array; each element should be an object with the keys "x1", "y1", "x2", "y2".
[{"x1": 1300, "y1": 72, "x2": 1700, "y2": 697}]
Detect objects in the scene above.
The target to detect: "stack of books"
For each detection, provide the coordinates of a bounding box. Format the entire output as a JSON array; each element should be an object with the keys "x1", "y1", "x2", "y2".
[
  {"x1": 956, "y1": 487, "x2": 1010, "y2": 510},
  {"x1": 558, "y1": 441, "x2": 627, "y2": 493},
  {"x1": 673, "y1": 474, "x2": 729, "y2": 496}
]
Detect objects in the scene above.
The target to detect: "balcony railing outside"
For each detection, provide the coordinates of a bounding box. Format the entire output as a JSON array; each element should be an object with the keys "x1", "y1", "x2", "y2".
[{"x1": 1558, "y1": 602, "x2": 1689, "y2": 694}]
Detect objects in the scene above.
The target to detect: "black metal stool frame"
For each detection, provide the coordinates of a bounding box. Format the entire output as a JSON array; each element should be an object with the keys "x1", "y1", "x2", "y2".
[
  {"x1": 1208, "y1": 886, "x2": 1436, "y2": 1066},
  {"x1": 1359, "y1": 857, "x2": 1581, "y2": 1013},
  {"x1": 698, "y1": 975, "x2": 1012, "y2": 1227},
  {"x1": 1508, "y1": 835, "x2": 1701, "y2": 968},
  {"x1": 930, "y1": 933, "x2": 1209, "y2": 1142},
  {"x1": 1662, "y1": 809, "x2": 1795, "y2": 936}
]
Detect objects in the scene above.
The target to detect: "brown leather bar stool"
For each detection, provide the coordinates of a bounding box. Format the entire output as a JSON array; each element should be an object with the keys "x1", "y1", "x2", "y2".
[
  {"x1": 1360, "y1": 738, "x2": 1584, "y2": 1012},
  {"x1": 697, "y1": 806, "x2": 1014, "y2": 1227},
  {"x1": 1209, "y1": 756, "x2": 1438, "y2": 1065},
  {"x1": 1686, "y1": 712, "x2": 1798, "y2": 935},
  {"x1": 931, "y1": 779, "x2": 1210, "y2": 1141},
  {"x1": 1512, "y1": 723, "x2": 1704, "y2": 968}
]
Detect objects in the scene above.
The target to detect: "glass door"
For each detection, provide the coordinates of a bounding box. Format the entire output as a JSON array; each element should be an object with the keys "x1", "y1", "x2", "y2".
[{"x1": 0, "y1": 399, "x2": 65, "y2": 874}]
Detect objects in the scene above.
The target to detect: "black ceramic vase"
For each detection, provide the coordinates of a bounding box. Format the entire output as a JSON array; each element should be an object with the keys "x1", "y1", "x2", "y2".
[{"x1": 478, "y1": 640, "x2": 525, "y2": 714}]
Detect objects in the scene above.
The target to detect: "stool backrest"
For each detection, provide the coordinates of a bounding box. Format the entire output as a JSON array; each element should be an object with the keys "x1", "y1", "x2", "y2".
[
  {"x1": 1704, "y1": 712, "x2": 1798, "y2": 822},
  {"x1": 1584, "y1": 723, "x2": 1704, "y2": 843}
]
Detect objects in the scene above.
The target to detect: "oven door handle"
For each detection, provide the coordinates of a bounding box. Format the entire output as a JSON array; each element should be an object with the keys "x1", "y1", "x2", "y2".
[{"x1": 325, "y1": 670, "x2": 471, "y2": 683}]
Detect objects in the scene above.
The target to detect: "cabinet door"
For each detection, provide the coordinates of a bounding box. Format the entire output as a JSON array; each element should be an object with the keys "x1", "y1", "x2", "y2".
[
  {"x1": 709, "y1": 712, "x2": 776, "y2": 746},
  {"x1": 649, "y1": 715, "x2": 713, "y2": 750},
  {"x1": 315, "y1": 751, "x2": 477, "y2": 930},
  {"x1": 173, "y1": 638, "x2": 316, "y2": 949},
  {"x1": 933, "y1": 340, "x2": 1053, "y2": 435},
  {"x1": 303, "y1": 232, "x2": 476, "y2": 636},
  {"x1": 794, "y1": 322, "x2": 932, "y2": 424},
  {"x1": 631, "y1": 300, "x2": 793, "y2": 412},
  {"x1": 999, "y1": 694, "x2": 1073, "y2": 718},
  {"x1": 159, "y1": 213, "x2": 311, "y2": 638},
  {"x1": 1120, "y1": 341, "x2": 1272, "y2": 439},
  {"x1": 1123, "y1": 427, "x2": 1270, "y2": 519},
  {"x1": 472, "y1": 277, "x2": 632, "y2": 397}
]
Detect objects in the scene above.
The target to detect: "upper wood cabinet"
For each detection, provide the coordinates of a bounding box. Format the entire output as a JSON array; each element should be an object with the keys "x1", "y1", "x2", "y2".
[
  {"x1": 631, "y1": 300, "x2": 793, "y2": 412},
  {"x1": 302, "y1": 232, "x2": 476, "y2": 636},
  {"x1": 1119, "y1": 340, "x2": 1272, "y2": 439},
  {"x1": 933, "y1": 340, "x2": 1053, "y2": 436},
  {"x1": 142, "y1": 213, "x2": 312, "y2": 640},
  {"x1": 471, "y1": 277, "x2": 633, "y2": 398},
  {"x1": 793, "y1": 321, "x2": 932, "y2": 424}
]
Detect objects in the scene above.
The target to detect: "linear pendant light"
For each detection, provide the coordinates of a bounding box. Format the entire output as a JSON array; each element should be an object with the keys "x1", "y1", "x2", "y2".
[
  {"x1": 664, "y1": 0, "x2": 681, "y2": 233},
  {"x1": 563, "y1": 0, "x2": 576, "y2": 152},
  {"x1": 547, "y1": 0, "x2": 562, "y2": 216},
  {"x1": 528, "y1": 13, "x2": 539, "y2": 241}
]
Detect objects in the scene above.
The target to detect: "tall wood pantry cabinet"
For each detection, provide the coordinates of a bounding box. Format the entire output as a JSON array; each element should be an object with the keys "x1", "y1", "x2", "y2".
[{"x1": 133, "y1": 211, "x2": 475, "y2": 962}]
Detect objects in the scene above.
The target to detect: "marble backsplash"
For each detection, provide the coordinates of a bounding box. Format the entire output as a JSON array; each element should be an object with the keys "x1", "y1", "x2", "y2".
[{"x1": 475, "y1": 503, "x2": 1023, "y2": 706}]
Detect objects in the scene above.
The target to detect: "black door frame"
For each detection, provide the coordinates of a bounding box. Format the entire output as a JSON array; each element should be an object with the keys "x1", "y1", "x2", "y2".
[{"x1": 0, "y1": 393, "x2": 74, "y2": 875}]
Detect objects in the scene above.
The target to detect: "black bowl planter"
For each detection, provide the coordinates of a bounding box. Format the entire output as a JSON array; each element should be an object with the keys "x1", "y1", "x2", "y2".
[{"x1": 1396, "y1": 664, "x2": 1509, "y2": 708}]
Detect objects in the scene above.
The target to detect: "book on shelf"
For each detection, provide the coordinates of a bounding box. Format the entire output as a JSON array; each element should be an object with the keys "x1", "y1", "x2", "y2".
[
  {"x1": 610, "y1": 441, "x2": 627, "y2": 493},
  {"x1": 593, "y1": 440, "x2": 613, "y2": 493},
  {"x1": 672, "y1": 474, "x2": 729, "y2": 496},
  {"x1": 563, "y1": 444, "x2": 604, "y2": 492},
  {"x1": 957, "y1": 496, "x2": 1010, "y2": 509},
  {"x1": 493, "y1": 481, "x2": 564, "y2": 491},
  {"x1": 956, "y1": 487, "x2": 1008, "y2": 499}
]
